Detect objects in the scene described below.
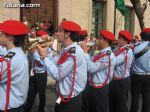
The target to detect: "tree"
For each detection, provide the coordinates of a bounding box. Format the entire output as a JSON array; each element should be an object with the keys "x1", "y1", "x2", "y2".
[{"x1": 130, "y1": 0, "x2": 150, "y2": 30}]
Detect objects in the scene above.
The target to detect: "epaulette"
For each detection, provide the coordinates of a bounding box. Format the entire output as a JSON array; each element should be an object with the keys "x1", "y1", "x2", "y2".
[
  {"x1": 69, "y1": 47, "x2": 76, "y2": 54},
  {"x1": 5, "y1": 52, "x2": 16, "y2": 60},
  {"x1": 125, "y1": 46, "x2": 130, "y2": 50},
  {"x1": 106, "y1": 50, "x2": 111, "y2": 55},
  {"x1": 134, "y1": 40, "x2": 142, "y2": 47}
]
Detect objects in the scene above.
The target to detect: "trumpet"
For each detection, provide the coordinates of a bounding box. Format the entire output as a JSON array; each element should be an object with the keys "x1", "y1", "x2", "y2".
[
  {"x1": 25, "y1": 36, "x2": 53, "y2": 51},
  {"x1": 86, "y1": 42, "x2": 100, "y2": 47}
]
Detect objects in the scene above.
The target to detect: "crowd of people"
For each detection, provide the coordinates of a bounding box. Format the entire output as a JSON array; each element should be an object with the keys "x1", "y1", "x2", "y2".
[
  {"x1": 23, "y1": 16, "x2": 55, "y2": 37},
  {"x1": 0, "y1": 18, "x2": 150, "y2": 112}
]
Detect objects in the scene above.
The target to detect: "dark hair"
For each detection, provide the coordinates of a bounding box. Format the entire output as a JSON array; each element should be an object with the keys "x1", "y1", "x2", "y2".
[
  {"x1": 141, "y1": 33, "x2": 150, "y2": 41},
  {"x1": 99, "y1": 35, "x2": 112, "y2": 46},
  {"x1": 13, "y1": 34, "x2": 27, "y2": 47},
  {"x1": 121, "y1": 36, "x2": 130, "y2": 44},
  {"x1": 64, "y1": 30, "x2": 80, "y2": 42},
  {"x1": 31, "y1": 25, "x2": 35, "y2": 29},
  {"x1": 79, "y1": 35, "x2": 88, "y2": 41},
  {"x1": 90, "y1": 34, "x2": 94, "y2": 37},
  {"x1": 108, "y1": 40, "x2": 112, "y2": 46},
  {"x1": 48, "y1": 21, "x2": 53, "y2": 24},
  {"x1": 62, "y1": 18, "x2": 67, "y2": 21},
  {"x1": 102, "y1": 37, "x2": 112, "y2": 46},
  {"x1": 43, "y1": 21, "x2": 46, "y2": 24},
  {"x1": 131, "y1": 39, "x2": 136, "y2": 43}
]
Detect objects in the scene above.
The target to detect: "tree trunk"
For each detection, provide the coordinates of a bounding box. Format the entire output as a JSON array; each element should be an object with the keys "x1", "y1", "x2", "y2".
[
  {"x1": 138, "y1": 17, "x2": 145, "y2": 30},
  {"x1": 130, "y1": 0, "x2": 145, "y2": 30}
]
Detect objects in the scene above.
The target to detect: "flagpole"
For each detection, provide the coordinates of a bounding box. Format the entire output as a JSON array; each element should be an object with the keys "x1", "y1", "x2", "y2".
[{"x1": 114, "y1": 0, "x2": 116, "y2": 35}]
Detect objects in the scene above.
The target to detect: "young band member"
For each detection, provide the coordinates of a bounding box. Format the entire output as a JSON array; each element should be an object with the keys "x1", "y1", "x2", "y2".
[
  {"x1": 36, "y1": 21, "x2": 87, "y2": 112},
  {"x1": 81, "y1": 30, "x2": 116, "y2": 112},
  {"x1": 109, "y1": 30, "x2": 133, "y2": 112},
  {"x1": 24, "y1": 30, "x2": 50, "y2": 112},
  {"x1": 130, "y1": 28, "x2": 150, "y2": 112},
  {"x1": 0, "y1": 20, "x2": 29, "y2": 112}
]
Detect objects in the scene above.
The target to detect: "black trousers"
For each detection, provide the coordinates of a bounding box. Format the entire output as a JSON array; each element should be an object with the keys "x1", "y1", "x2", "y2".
[
  {"x1": 87, "y1": 84, "x2": 109, "y2": 112},
  {"x1": 109, "y1": 77, "x2": 130, "y2": 112},
  {"x1": 55, "y1": 93, "x2": 82, "y2": 112},
  {"x1": 24, "y1": 73, "x2": 47, "y2": 112},
  {"x1": 82, "y1": 84, "x2": 89, "y2": 112},
  {"x1": 130, "y1": 74, "x2": 150, "y2": 112},
  {"x1": 0, "y1": 105, "x2": 24, "y2": 112}
]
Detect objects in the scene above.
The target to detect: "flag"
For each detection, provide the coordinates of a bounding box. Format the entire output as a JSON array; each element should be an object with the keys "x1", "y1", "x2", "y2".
[{"x1": 115, "y1": 0, "x2": 126, "y2": 16}]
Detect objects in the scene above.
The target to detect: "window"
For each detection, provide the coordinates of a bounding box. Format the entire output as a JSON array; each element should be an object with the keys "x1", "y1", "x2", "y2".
[
  {"x1": 92, "y1": 1, "x2": 106, "y2": 37},
  {"x1": 124, "y1": 7, "x2": 134, "y2": 34}
]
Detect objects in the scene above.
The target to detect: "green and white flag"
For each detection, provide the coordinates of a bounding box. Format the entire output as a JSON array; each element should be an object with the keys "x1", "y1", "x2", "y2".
[{"x1": 116, "y1": 0, "x2": 126, "y2": 16}]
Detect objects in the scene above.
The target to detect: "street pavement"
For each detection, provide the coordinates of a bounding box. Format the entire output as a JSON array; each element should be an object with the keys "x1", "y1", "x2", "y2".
[
  {"x1": 31, "y1": 86, "x2": 56, "y2": 112},
  {"x1": 31, "y1": 86, "x2": 142, "y2": 112}
]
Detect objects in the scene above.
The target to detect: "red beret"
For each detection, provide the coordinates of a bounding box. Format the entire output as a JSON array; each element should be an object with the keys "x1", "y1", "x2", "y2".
[
  {"x1": 100, "y1": 30, "x2": 115, "y2": 41},
  {"x1": 79, "y1": 30, "x2": 88, "y2": 36},
  {"x1": 36, "y1": 30, "x2": 48, "y2": 36},
  {"x1": 61, "y1": 21, "x2": 81, "y2": 32},
  {"x1": 119, "y1": 30, "x2": 132, "y2": 41},
  {"x1": 140, "y1": 28, "x2": 150, "y2": 35},
  {"x1": 0, "y1": 20, "x2": 29, "y2": 35}
]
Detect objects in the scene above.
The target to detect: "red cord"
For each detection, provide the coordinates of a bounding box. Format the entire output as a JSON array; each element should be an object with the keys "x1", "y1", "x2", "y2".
[
  {"x1": 90, "y1": 52, "x2": 111, "y2": 88},
  {"x1": 0, "y1": 58, "x2": 4, "y2": 81},
  {"x1": 0, "y1": 57, "x2": 12, "y2": 112},
  {"x1": 113, "y1": 48, "x2": 128, "y2": 80},
  {"x1": 57, "y1": 52, "x2": 76, "y2": 103},
  {"x1": 4, "y1": 60, "x2": 11, "y2": 112}
]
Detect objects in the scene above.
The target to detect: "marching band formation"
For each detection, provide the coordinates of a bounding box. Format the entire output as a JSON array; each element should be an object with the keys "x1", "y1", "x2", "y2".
[{"x1": 0, "y1": 19, "x2": 150, "y2": 112}]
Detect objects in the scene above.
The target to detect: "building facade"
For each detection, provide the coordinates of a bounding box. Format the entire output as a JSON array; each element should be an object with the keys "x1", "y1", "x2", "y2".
[
  {"x1": 21, "y1": 0, "x2": 58, "y2": 28},
  {"x1": 0, "y1": 0, "x2": 20, "y2": 22},
  {"x1": 0, "y1": 0, "x2": 150, "y2": 37},
  {"x1": 90, "y1": 0, "x2": 150, "y2": 37}
]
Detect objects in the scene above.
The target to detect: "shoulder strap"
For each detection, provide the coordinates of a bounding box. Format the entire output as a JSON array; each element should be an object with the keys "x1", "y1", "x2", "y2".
[
  {"x1": 5, "y1": 52, "x2": 16, "y2": 60},
  {"x1": 115, "y1": 46, "x2": 130, "y2": 56},
  {"x1": 93, "y1": 50, "x2": 111, "y2": 62},
  {"x1": 57, "y1": 47, "x2": 76, "y2": 65},
  {"x1": 68, "y1": 47, "x2": 76, "y2": 54},
  {"x1": 135, "y1": 43, "x2": 150, "y2": 60}
]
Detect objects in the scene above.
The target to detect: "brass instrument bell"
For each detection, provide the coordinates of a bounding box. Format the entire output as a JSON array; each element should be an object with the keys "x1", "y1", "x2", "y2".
[{"x1": 26, "y1": 37, "x2": 53, "y2": 50}]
